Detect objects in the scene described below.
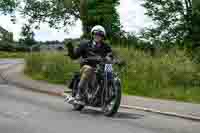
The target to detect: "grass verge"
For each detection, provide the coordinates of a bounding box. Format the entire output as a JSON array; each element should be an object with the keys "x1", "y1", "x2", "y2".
[{"x1": 0, "y1": 51, "x2": 27, "y2": 58}]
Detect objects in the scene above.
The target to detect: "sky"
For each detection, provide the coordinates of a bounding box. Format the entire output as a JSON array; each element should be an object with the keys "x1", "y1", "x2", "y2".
[{"x1": 0, "y1": 0, "x2": 153, "y2": 41}]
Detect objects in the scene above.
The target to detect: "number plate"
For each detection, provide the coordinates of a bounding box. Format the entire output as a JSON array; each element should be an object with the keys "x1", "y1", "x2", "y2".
[{"x1": 105, "y1": 64, "x2": 113, "y2": 72}]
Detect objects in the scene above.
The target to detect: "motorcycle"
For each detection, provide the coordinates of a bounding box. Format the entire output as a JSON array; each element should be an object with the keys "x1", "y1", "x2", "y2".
[{"x1": 64, "y1": 56, "x2": 122, "y2": 117}]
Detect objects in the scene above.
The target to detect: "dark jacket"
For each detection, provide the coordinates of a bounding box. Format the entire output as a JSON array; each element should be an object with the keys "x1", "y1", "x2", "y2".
[{"x1": 69, "y1": 40, "x2": 113, "y2": 67}]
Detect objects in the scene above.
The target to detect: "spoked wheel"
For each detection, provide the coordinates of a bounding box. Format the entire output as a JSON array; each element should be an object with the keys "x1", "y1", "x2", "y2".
[{"x1": 103, "y1": 80, "x2": 121, "y2": 117}]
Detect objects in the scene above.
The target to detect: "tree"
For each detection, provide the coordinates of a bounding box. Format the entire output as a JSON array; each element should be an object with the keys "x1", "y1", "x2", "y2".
[
  {"x1": 19, "y1": 24, "x2": 36, "y2": 47},
  {"x1": 0, "y1": 0, "x2": 18, "y2": 15},
  {"x1": 193, "y1": 0, "x2": 200, "y2": 48},
  {"x1": 0, "y1": 0, "x2": 121, "y2": 39},
  {"x1": 82, "y1": 0, "x2": 121, "y2": 38},
  {"x1": 187, "y1": 0, "x2": 200, "y2": 62},
  {"x1": 142, "y1": 0, "x2": 192, "y2": 45},
  {"x1": 0, "y1": 0, "x2": 80, "y2": 30}
]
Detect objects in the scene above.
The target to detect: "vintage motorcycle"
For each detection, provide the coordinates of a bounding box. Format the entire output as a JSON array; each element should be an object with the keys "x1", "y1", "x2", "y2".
[{"x1": 65, "y1": 56, "x2": 122, "y2": 117}]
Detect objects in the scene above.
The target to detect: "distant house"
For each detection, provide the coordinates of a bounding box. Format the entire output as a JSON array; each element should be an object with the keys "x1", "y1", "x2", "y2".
[
  {"x1": 30, "y1": 43, "x2": 66, "y2": 52},
  {"x1": 0, "y1": 26, "x2": 6, "y2": 41},
  {"x1": 42, "y1": 43, "x2": 65, "y2": 51},
  {"x1": 0, "y1": 26, "x2": 13, "y2": 41},
  {"x1": 46, "y1": 41, "x2": 66, "y2": 50}
]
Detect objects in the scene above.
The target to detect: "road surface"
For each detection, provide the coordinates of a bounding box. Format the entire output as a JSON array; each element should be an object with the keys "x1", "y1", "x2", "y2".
[{"x1": 0, "y1": 83, "x2": 200, "y2": 133}]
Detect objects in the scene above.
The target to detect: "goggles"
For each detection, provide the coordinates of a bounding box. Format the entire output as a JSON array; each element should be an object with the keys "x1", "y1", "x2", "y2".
[{"x1": 93, "y1": 30, "x2": 105, "y2": 37}]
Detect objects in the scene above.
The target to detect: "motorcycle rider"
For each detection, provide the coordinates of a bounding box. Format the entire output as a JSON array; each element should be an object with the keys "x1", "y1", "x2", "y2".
[{"x1": 66, "y1": 25, "x2": 114, "y2": 105}]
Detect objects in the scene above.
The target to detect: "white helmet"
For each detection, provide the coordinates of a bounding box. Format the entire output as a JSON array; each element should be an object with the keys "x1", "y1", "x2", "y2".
[{"x1": 91, "y1": 25, "x2": 106, "y2": 37}]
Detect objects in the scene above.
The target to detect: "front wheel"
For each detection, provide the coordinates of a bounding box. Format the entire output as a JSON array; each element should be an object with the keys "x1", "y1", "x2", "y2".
[{"x1": 103, "y1": 78, "x2": 122, "y2": 117}]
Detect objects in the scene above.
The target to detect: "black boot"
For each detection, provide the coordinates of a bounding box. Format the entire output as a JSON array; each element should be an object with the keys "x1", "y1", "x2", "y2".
[{"x1": 74, "y1": 79, "x2": 88, "y2": 105}]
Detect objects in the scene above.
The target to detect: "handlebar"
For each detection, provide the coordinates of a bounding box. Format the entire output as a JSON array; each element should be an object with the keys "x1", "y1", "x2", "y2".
[
  {"x1": 80, "y1": 57, "x2": 120, "y2": 65},
  {"x1": 64, "y1": 53, "x2": 124, "y2": 66}
]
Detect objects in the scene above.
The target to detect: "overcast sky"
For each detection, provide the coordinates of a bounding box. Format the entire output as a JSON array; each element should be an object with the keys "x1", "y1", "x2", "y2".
[{"x1": 0, "y1": 0, "x2": 153, "y2": 41}]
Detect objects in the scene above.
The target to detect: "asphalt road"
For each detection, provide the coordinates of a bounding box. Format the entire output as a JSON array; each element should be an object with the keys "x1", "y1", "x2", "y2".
[{"x1": 0, "y1": 83, "x2": 200, "y2": 133}]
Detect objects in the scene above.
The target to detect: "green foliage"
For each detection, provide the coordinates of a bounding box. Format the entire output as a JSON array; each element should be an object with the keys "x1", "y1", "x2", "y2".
[
  {"x1": 19, "y1": 24, "x2": 36, "y2": 47},
  {"x1": 83, "y1": 0, "x2": 121, "y2": 38},
  {"x1": 116, "y1": 48, "x2": 200, "y2": 103},
  {"x1": 0, "y1": 41, "x2": 15, "y2": 51},
  {"x1": 0, "y1": 51, "x2": 27, "y2": 58},
  {"x1": 0, "y1": 0, "x2": 121, "y2": 38},
  {"x1": 187, "y1": 1, "x2": 200, "y2": 63},
  {"x1": 192, "y1": 1, "x2": 200, "y2": 46},
  {"x1": 25, "y1": 52, "x2": 79, "y2": 84},
  {"x1": 142, "y1": 0, "x2": 192, "y2": 43},
  {"x1": 25, "y1": 48, "x2": 200, "y2": 103},
  {"x1": 0, "y1": 41, "x2": 29, "y2": 52},
  {"x1": 0, "y1": 0, "x2": 79, "y2": 30},
  {"x1": 0, "y1": 0, "x2": 18, "y2": 14}
]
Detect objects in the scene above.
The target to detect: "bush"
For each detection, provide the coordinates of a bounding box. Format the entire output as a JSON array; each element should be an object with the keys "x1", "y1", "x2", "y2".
[
  {"x1": 0, "y1": 41, "x2": 16, "y2": 51},
  {"x1": 0, "y1": 41, "x2": 31, "y2": 52}
]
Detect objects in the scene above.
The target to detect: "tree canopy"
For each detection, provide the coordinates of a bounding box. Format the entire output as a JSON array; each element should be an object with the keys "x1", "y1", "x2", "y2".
[
  {"x1": 141, "y1": 0, "x2": 192, "y2": 45},
  {"x1": 0, "y1": 0, "x2": 79, "y2": 29},
  {"x1": 192, "y1": 0, "x2": 200, "y2": 48},
  {"x1": 0, "y1": 0, "x2": 121, "y2": 39},
  {"x1": 82, "y1": 0, "x2": 121, "y2": 38}
]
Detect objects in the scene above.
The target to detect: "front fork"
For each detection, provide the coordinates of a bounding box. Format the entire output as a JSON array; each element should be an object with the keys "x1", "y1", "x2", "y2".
[{"x1": 102, "y1": 72, "x2": 113, "y2": 106}]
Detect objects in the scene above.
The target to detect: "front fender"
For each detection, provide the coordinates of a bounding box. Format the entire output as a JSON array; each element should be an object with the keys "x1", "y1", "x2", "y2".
[{"x1": 113, "y1": 75, "x2": 121, "y2": 90}]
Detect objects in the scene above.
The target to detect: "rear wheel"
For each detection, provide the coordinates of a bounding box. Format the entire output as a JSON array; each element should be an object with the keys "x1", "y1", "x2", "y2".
[{"x1": 103, "y1": 79, "x2": 121, "y2": 117}]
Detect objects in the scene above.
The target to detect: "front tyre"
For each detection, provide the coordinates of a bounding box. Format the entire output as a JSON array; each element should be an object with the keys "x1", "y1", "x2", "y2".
[{"x1": 104, "y1": 78, "x2": 121, "y2": 117}]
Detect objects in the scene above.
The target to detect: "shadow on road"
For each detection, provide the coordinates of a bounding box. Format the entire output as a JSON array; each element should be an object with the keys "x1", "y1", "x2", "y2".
[
  {"x1": 80, "y1": 108, "x2": 144, "y2": 120},
  {"x1": 114, "y1": 112, "x2": 144, "y2": 120}
]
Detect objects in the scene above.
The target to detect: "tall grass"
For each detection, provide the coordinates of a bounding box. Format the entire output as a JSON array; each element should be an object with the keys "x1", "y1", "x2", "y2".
[
  {"x1": 116, "y1": 48, "x2": 200, "y2": 102},
  {"x1": 25, "y1": 48, "x2": 200, "y2": 103},
  {"x1": 25, "y1": 51, "x2": 79, "y2": 84}
]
